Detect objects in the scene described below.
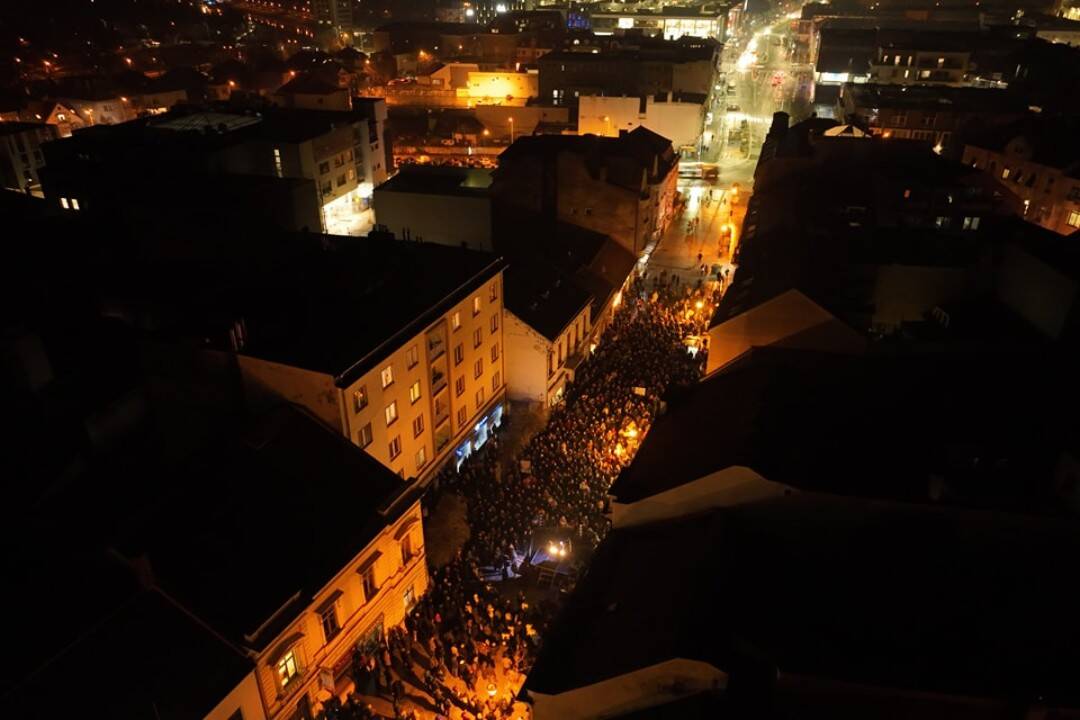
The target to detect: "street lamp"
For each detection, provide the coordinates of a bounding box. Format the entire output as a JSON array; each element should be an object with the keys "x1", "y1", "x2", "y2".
[{"x1": 508, "y1": 116, "x2": 514, "y2": 143}]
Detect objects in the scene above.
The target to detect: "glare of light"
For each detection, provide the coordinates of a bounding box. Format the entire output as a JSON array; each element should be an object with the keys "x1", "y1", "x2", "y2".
[
  {"x1": 495, "y1": 2, "x2": 507, "y2": 12},
  {"x1": 695, "y1": 300, "x2": 704, "y2": 309},
  {"x1": 465, "y1": 7, "x2": 475, "y2": 16}
]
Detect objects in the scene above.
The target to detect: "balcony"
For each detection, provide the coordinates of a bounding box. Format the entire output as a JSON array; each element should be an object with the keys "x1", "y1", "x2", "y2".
[{"x1": 431, "y1": 365, "x2": 448, "y2": 395}]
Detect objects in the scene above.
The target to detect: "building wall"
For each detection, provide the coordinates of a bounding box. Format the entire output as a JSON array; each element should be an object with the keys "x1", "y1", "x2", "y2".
[
  {"x1": 545, "y1": 303, "x2": 590, "y2": 405},
  {"x1": 474, "y1": 104, "x2": 568, "y2": 139},
  {"x1": 340, "y1": 272, "x2": 506, "y2": 481},
  {"x1": 578, "y1": 95, "x2": 703, "y2": 150},
  {"x1": 556, "y1": 152, "x2": 647, "y2": 256},
  {"x1": 255, "y1": 501, "x2": 429, "y2": 720},
  {"x1": 58, "y1": 96, "x2": 136, "y2": 126},
  {"x1": 503, "y1": 310, "x2": 552, "y2": 403},
  {"x1": 238, "y1": 358, "x2": 343, "y2": 432},
  {"x1": 0, "y1": 124, "x2": 56, "y2": 195},
  {"x1": 461, "y1": 71, "x2": 538, "y2": 100},
  {"x1": 870, "y1": 264, "x2": 979, "y2": 329},
  {"x1": 274, "y1": 89, "x2": 352, "y2": 112},
  {"x1": 204, "y1": 672, "x2": 267, "y2": 720},
  {"x1": 962, "y1": 144, "x2": 1080, "y2": 236},
  {"x1": 870, "y1": 50, "x2": 970, "y2": 85},
  {"x1": 373, "y1": 190, "x2": 492, "y2": 250},
  {"x1": 995, "y1": 240, "x2": 1078, "y2": 340}
]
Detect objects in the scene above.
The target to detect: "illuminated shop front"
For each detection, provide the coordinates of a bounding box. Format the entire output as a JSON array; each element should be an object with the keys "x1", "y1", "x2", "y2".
[{"x1": 454, "y1": 401, "x2": 506, "y2": 470}]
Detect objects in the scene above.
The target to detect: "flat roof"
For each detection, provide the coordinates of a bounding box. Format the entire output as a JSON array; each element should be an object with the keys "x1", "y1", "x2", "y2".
[
  {"x1": 237, "y1": 234, "x2": 505, "y2": 386},
  {"x1": 504, "y1": 254, "x2": 592, "y2": 342},
  {"x1": 376, "y1": 165, "x2": 493, "y2": 197},
  {"x1": 115, "y1": 405, "x2": 415, "y2": 650}
]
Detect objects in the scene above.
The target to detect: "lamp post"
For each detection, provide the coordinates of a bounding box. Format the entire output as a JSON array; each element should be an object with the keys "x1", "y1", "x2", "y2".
[{"x1": 508, "y1": 116, "x2": 514, "y2": 144}]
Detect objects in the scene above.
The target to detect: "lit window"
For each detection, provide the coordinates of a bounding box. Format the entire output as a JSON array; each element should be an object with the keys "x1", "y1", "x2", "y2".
[
  {"x1": 453, "y1": 344, "x2": 464, "y2": 366},
  {"x1": 934, "y1": 216, "x2": 951, "y2": 229},
  {"x1": 474, "y1": 358, "x2": 483, "y2": 379},
  {"x1": 475, "y1": 387, "x2": 485, "y2": 407},
  {"x1": 60, "y1": 197, "x2": 69, "y2": 209},
  {"x1": 903, "y1": 189, "x2": 911, "y2": 199},
  {"x1": 457, "y1": 407, "x2": 467, "y2": 425},
  {"x1": 473, "y1": 327, "x2": 482, "y2": 348},
  {"x1": 381, "y1": 365, "x2": 394, "y2": 388},
  {"x1": 1069, "y1": 211, "x2": 1080, "y2": 228},
  {"x1": 385, "y1": 401, "x2": 398, "y2": 426},
  {"x1": 490, "y1": 314, "x2": 499, "y2": 333},
  {"x1": 354, "y1": 386, "x2": 368, "y2": 412},
  {"x1": 412, "y1": 414, "x2": 425, "y2": 437},
  {"x1": 320, "y1": 602, "x2": 340, "y2": 642},
  {"x1": 455, "y1": 376, "x2": 465, "y2": 397},
  {"x1": 405, "y1": 344, "x2": 419, "y2": 369},
  {"x1": 962, "y1": 216, "x2": 981, "y2": 230},
  {"x1": 389, "y1": 434, "x2": 402, "y2": 459},
  {"x1": 919, "y1": 70, "x2": 931, "y2": 79},
  {"x1": 415, "y1": 446, "x2": 427, "y2": 469},
  {"x1": 473, "y1": 296, "x2": 481, "y2": 316},
  {"x1": 409, "y1": 381, "x2": 421, "y2": 403},
  {"x1": 277, "y1": 649, "x2": 301, "y2": 689},
  {"x1": 358, "y1": 422, "x2": 373, "y2": 448},
  {"x1": 452, "y1": 311, "x2": 461, "y2": 330},
  {"x1": 491, "y1": 344, "x2": 499, "y2": 362},
  {"x1": 1001, "y1": 167, "x2": 1011, "y2": 180}
]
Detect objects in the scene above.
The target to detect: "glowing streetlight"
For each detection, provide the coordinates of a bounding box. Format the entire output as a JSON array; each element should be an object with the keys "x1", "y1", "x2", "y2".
[{"x1": 508, "y1": 116, "x2": 514, "y2": 143}]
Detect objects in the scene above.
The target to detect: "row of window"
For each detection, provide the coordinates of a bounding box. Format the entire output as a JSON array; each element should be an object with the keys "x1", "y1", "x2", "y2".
[{"x1": 278, "y1": 531, "x2": 419, "y2": 695}]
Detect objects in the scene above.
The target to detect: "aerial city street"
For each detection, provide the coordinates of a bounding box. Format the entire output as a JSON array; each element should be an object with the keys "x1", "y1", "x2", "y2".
[{"x1": 3, "y1": 0, "x2": 1080, "y2": 719}]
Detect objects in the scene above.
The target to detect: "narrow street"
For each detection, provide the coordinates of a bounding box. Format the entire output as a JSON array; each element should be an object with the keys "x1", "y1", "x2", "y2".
[{"x1": 647, "y1": 10, "x2": 810, "y2": 293}]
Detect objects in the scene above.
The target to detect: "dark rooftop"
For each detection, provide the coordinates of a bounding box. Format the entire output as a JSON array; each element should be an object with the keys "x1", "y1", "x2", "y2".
[
  {"x1": 611, "y1": 345, "x2": 1064, "y2": 507},
  {"x1": 10, "y1": 590, "x2": 252, "y2": 720},
  {"x1": 526, "y1": 489, "x2": 1080, "y2": 704},
  {"x1": 276, "y1": 73, "x2": 345, "y2": 96},
  {"x1": 504, "y1": 254, "x2": 592, "y2": 342},
  {"x1": 377, "y1": 165, "x2": 493, "y2": 197},
  {"x1": 842, "y1": 83, "x2": 1030, "y2": 114},
  {"x1": 237, "y1": 234, "x2": 505, "y2": 386},
  {"x1": 116, "y1": 405, "x2": 415, "y2": 650},
  {"x1": 498, "y1": 126, "x2": 676, "y2": 187},
  {"x1": 963, "y1": 114, "x2": 1080, "y2": 173}
]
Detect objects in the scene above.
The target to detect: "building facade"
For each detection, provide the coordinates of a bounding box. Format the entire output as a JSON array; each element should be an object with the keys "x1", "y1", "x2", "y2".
[
  {"x1": 0, "y1": 122, "x2": 56, "y2": 195},
  {"x1": 250, "y1": 499, "x2": 428, "y2": 720},
  {"x1": 962, "y1": 122, "x2": 1080, "y2": 236},
  {"x1": 578, "y1": 93, "x2": 706, "y2": 153},
  {"x1": 492, "y1": 128, "x2": 679, "y2": 256},
  {"x1": 238, "y1": 242, "x2": 508, "y2": 483}
]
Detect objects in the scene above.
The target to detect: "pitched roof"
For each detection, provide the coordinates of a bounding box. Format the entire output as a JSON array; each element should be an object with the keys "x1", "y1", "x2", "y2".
[
  {"x1": 504, "y1": 254, "x2": 592, "y2": 342},
  {"x1": 115, "y1": 405, "x2": 416, "y2": 650},
  {"x1": 276, "y1": 73, "x2": 344, "y2": 96},
  {"x1": 526, "y1": 488, "x2": 1080, "y2": 705}
]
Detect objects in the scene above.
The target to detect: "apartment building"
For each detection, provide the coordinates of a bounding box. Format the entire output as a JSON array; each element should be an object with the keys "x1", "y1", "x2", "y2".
[
  {"x1": 492, "y1": 127, "x2": 679, "y2": 257},
  {"x1": 40, "y1": 102, "x2": 389, "y2": 236},
  {"x1": 962, "y1": 117, "x2": 1080, "y2": 236},
  {"x1": 869, "y1": 37, "x2": 972, "y2": 86},
  {"x1": 237, "y1": 234, "x2": 508, "y2": 482},
  {"x1": 837, "y1": 83, "x2": 1029, "y2": 155},
  {"x1": 8, "y1": 405, "x2": 427, "y2": 720},
  {"x1": 0, "y1": 122, "x2": 56, "y2": 195}
]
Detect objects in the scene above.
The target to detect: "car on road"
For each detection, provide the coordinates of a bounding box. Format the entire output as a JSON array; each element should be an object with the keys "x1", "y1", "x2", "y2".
[{"x1": 726, "y1": 104, "x2": 741, "y2": 112}]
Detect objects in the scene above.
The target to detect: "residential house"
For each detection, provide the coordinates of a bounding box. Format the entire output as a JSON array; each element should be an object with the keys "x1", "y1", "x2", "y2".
[{"x1": 0, "y1": 122, "x2": 56, "y2": 195}]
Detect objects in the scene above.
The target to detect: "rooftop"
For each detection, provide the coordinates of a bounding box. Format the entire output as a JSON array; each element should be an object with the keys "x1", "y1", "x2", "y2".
[
  {"x1": 842, "y1": 83, "x2": 1030, "y2": 113},
  {"x1": 377, "y1": 165, "x2": 493, "y2": 197},
  {"x1": 611, "y1": 345, "x2": 1062, "y2": 507},
  {"x1": 0, "y1": 121, "x2": 51, "y2": 136},
  {"x1": 504, "y1": 254, "x2": 592, "y2": 342},
  {"x1": 526, "y1": 488, "x2": 1080, "y2": 705},
  {"x1": 115, "y1": 405, "x2": 415, "y2": 650},
  {"x1": 963, "y1": 114, "x2": 1080, "y2": 173},
  {"x1": 10, "y1": 590, "x2": 253, "y2": 720},
  {"x1": 237, "y1": 234, "x2": 505, "y2": 385}
]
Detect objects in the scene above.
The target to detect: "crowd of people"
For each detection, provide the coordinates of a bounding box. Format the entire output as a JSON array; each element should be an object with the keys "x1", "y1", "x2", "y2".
[{"x1": 318, "y1": 274, "x2": 716, "y2": 720}]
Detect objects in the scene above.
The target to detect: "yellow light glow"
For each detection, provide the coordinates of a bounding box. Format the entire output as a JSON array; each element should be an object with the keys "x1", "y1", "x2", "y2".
[{"x1": 695, "y1": 300, "x2": 704, "y2": 309}]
